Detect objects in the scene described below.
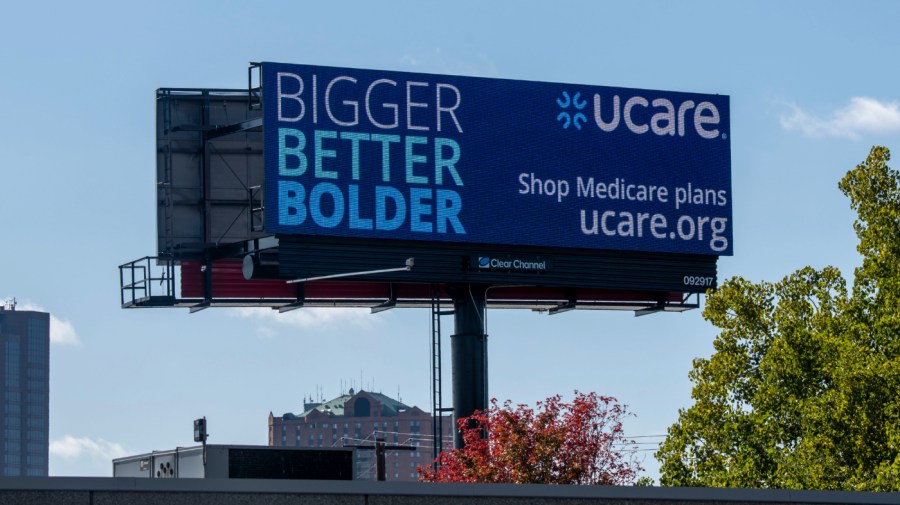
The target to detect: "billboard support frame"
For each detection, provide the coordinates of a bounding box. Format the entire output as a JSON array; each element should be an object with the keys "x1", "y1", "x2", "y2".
[{"x1": 449, "y1": 284, "x2": 488, "y2": 449}]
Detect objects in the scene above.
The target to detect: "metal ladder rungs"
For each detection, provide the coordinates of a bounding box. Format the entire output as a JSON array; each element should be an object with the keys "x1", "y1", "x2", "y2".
[{"x1": 431, "y1": 286, "x2": 446, "y2": 469}]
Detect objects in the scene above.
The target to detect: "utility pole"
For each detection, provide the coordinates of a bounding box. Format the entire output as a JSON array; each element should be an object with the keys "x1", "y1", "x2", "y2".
[{"x1": 346, "y1": 437, "x2": 415, "y2": 481}]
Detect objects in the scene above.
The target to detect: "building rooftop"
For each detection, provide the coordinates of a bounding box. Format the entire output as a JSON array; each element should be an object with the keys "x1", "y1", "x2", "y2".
[{"x1": 286, "y1": 389, "x2": 413, "y2": 420}]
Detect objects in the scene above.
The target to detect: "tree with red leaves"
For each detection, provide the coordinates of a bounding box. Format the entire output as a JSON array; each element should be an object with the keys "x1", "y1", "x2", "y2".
[{"x1": 418, "y1": 391, "x2": 643, "y2": 484}]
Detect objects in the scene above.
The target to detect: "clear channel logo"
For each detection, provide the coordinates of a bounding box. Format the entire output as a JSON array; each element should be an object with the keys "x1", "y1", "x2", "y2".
[{"x1": 475, "y1": 256, "x2": 549, "y2": 272}]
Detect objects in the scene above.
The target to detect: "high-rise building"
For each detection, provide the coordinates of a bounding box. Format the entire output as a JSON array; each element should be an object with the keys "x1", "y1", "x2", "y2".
[
  {"x1": 269, "y1": 389, "x2": 451, "y2": 481},
  {"x1": 0, "y1": 302, "x2": 50, "y2": 477}
]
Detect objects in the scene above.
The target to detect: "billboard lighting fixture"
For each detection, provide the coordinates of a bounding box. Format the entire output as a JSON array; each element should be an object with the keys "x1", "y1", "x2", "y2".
[{"x1": 285, "y1": 258, "x2": 414, "y2": 285}]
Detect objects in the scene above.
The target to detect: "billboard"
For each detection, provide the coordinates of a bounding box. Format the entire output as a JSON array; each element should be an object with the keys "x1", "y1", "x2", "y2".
[{"x1": 261, "y1": 62, "x2": 732, "y2": 256}]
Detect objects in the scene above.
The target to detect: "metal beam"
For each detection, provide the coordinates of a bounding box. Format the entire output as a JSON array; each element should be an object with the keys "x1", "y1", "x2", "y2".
[{"x1": 206, "y1": 117, "x2": 263, "y2": 140}]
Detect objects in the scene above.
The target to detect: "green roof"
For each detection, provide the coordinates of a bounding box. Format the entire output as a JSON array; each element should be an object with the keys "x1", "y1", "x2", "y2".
[{"x1": 295, "y1": 390, "x2": 412, "y2": 418}]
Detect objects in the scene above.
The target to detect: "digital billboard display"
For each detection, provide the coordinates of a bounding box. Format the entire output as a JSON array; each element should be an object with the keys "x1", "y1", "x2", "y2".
[{"x1": 263, "y1": 62, "x2": 731, "y2": 256}]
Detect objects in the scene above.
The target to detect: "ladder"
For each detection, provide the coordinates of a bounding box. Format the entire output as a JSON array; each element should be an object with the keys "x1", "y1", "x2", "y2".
[{"x1": 430, "y1": 285, "x2": 453, "y2": 470}]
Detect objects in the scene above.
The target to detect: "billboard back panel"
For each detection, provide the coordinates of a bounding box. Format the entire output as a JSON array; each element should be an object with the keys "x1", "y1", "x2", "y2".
[{"x1": 263, "y1": 63, "x2": 732, "y2": 256}]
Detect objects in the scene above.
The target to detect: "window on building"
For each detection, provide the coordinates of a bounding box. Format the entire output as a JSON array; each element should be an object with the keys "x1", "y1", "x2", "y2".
[
  {"x1": 27, "y1": 319, "x2": 48, "y2": 364},
  {"x1": 26, "y1": 416, "x2": 46, "y2": 432},
  {"x1": 26, "y1": 404, "x2": 45, "y2": 417},
  {"x1": 27, "y1": 392, "x2": 47, "y2": 404},
  {"x1": 353, "y1": 397, "x2": 371, "y2": 417},
  {"x1": 5, "y1": 341, "x2": 20, "y2": 387}
]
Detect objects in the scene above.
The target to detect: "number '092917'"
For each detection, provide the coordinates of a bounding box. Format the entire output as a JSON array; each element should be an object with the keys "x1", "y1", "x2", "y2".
[{"x1": 683, "y1": 276, "x2": 714, "y2": 287}]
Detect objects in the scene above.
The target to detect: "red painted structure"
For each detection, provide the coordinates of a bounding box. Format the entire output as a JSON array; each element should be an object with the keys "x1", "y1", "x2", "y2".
[{"x1": 179, "y1": 260, "x2": 684, "y2": 308}]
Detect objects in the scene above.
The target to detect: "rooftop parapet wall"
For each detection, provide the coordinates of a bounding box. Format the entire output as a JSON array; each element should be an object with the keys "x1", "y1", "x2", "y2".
[{"x1": 1, "y1": 478, "x2": 899, "y2": 505}]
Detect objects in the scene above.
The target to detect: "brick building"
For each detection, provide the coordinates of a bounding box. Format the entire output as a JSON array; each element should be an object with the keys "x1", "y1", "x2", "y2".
[
  {"x1": 269, "y1": 389, "x2": 451, "y2": 481},
  {"x1": 0, "y1": 303, "x2": 50, "y2": 476}
]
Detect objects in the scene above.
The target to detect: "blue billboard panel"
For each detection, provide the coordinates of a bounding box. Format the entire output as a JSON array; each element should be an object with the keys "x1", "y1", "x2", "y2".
[{"x1": 263, "y1": 62, "x2": 732, "y2": 256}]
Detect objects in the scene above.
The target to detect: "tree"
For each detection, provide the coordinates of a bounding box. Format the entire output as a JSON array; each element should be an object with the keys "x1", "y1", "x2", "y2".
[
  {"x1": 418, "y1": 392, "x2": 643, "y2": 484},
  {"x1": 657, "y1": 146, "x2": 900, "y2": 491}
]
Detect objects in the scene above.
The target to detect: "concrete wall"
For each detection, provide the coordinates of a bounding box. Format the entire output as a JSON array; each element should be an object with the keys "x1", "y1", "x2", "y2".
[{"x1": 1, "y1": 477, "x2": 898, "y2": 505}]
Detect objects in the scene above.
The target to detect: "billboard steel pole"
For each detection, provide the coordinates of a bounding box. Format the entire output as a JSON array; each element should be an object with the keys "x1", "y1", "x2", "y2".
[{"x1": 450, "y1": 284, "x2": 488, "y2": 448}]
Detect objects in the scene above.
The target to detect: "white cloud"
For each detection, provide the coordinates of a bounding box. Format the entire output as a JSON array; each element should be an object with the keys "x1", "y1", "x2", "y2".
[
  {"x1": 230, "y1": 306, "x2": 375, "y2": 332},
  {"x1": 400, "y1": 53, "x2": 419, "y2": 66},
  {"x1": 4, "y1": 299, "x2": 81, "y2": 345},
  {"x1": 50, "y1": 435, "x2": 128, "y2": 461},
  {"x1": 780, "y1": 96, "x2": 900, "y2": 139},
  {"x1": 399, "y1": 47, "x2": 499, "y2": 77},
  {"x1": 49, "y1": 316, "x2": 80, "y2": 345}
]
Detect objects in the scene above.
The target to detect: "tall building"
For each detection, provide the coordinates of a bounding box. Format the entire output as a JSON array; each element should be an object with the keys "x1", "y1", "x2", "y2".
[
  {"x1": 0, "y1": 302, "x2": 50, "y2": 477},
  {"x1": 269, "y1": 389, "x2": 451, "y2": 481}
]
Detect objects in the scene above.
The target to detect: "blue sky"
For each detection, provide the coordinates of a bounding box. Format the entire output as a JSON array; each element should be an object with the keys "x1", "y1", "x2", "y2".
[{"x1": 2, "y1": 0, "x2": 900, "y2": 479}]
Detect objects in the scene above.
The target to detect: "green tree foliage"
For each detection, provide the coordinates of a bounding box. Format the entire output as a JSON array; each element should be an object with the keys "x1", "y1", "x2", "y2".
[
  {"x1": 418, "y1": 392, "x2": 643, "y2": 484},
  {"x1": 657, "y1": 146, "x2": 900, "y2": 491}
]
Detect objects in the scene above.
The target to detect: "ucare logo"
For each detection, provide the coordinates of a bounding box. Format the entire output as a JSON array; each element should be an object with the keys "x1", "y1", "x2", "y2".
[
  {"x1": 556, "y1": 91, "x2": 587, "y2": 130},
  {"x1": 556, "y1": 89, "x2": 726, "y2": 140}
]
